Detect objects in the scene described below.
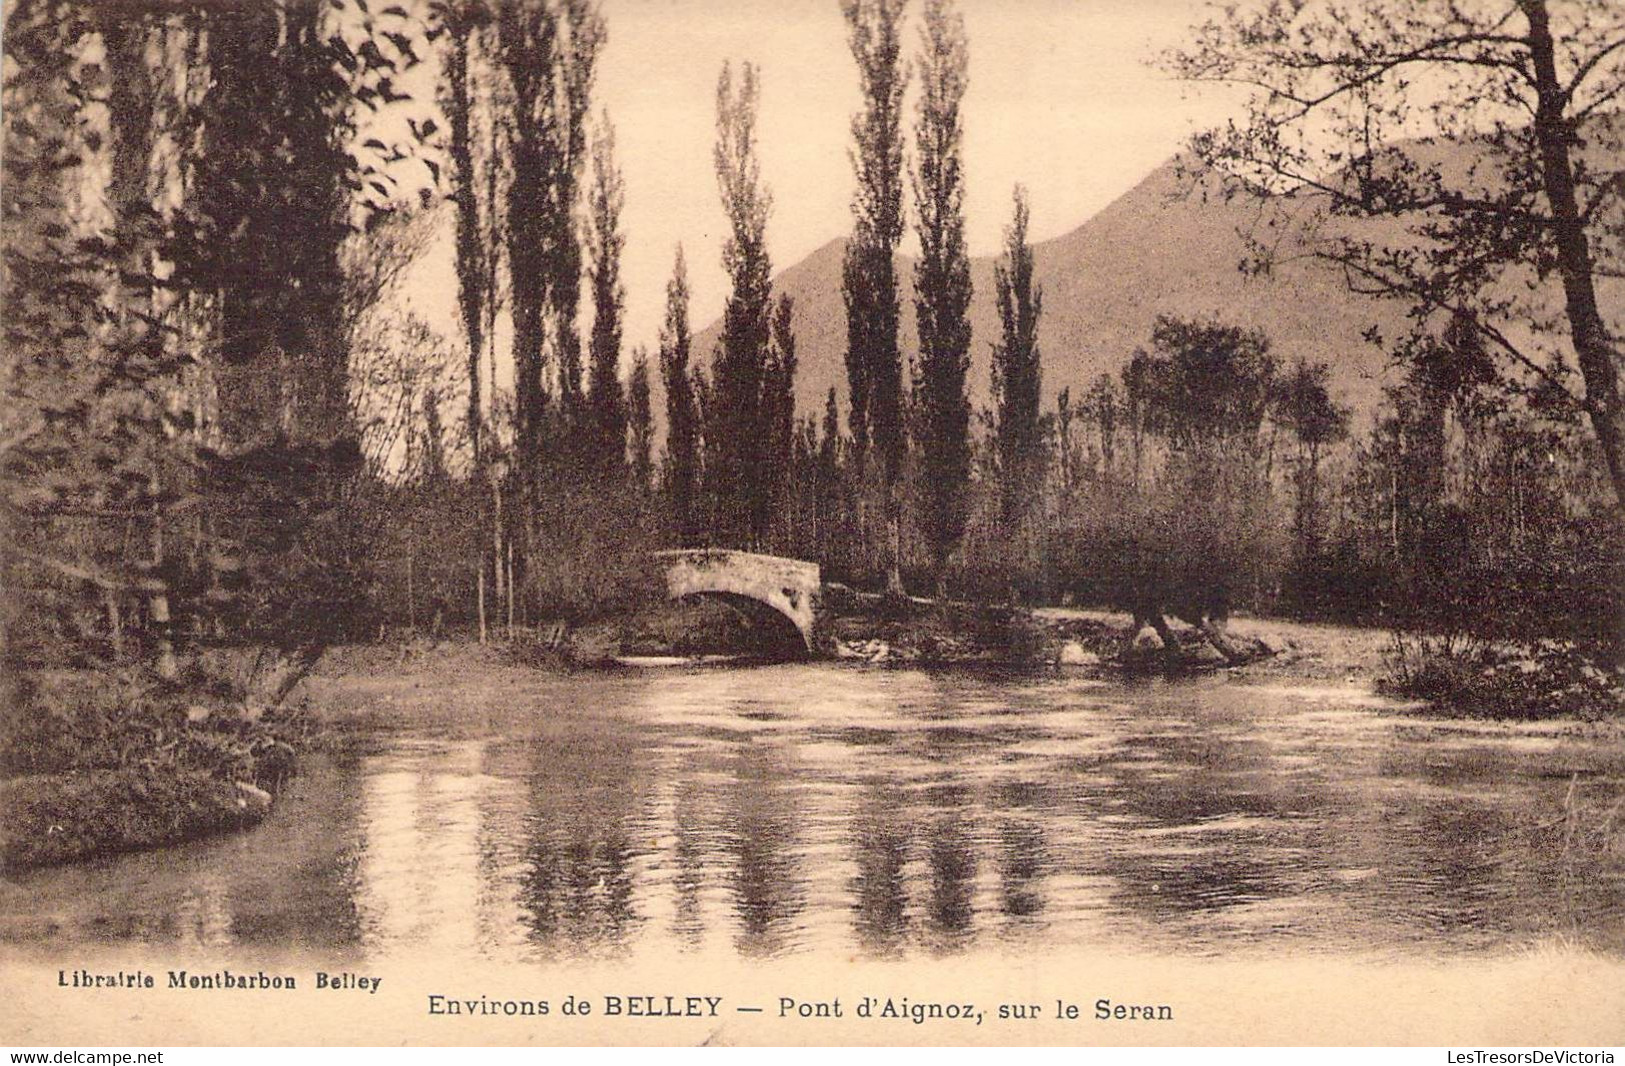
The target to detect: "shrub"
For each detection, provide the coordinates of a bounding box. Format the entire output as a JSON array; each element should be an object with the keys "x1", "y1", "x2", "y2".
[
  {"x1": 1380, "y1": 630, "x2": 1624, "y2": 720},
  {"x1": 0, "y1": 665, "x2": 313, "y2": 870},
  {"x1": 0, "y1": 769, "x2": 265, "y2": 871}
]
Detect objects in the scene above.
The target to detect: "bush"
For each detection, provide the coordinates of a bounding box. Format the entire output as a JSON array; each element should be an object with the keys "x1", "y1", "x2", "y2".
[
  {"x1": 1379, "y1": 630, "x2": 1624, "y2": 720},
  {"x1": 2, "y1": 668, "x2": 308, "y2": 786},
  {"x1": 1281, "y1": 538, "x2": 1396, "y2": 625},
  {"x1": 0, "y1": 665, "x2": 312, "y2": 871},
  {"x1": 0, "y1": 769, "x2": 266, "y2": 871}
]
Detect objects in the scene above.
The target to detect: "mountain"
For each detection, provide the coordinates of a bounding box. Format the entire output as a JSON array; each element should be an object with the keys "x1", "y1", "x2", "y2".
[{"x1": 693, "y1": 154, "x2": 1418, "y2": 429}]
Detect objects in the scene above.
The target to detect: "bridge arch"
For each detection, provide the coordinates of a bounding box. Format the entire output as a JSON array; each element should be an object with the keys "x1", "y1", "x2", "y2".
[{"x1": 654, "y1": 549, "x2": 821, "y2": 653}]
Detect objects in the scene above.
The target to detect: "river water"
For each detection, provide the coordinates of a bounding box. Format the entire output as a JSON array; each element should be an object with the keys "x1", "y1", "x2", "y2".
[{"x1": 5, "y1": 664, "x2": 1624, "y2": 963}]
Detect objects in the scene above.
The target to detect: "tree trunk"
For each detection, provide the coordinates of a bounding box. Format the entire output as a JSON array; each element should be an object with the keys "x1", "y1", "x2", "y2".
[
  {"x1": 105, "y1": 588, "x2": 124, "y2": 660},
  {"x1": 477, "y1": 560, "x2": 487, "y2": 644},
  {"x1": 885, "y1": 514, "x2": 905, "y2": 596},
  {"x1": 493, "y1": 477, "x2": 504, "y2": 604},
  {"x1": 1523, "y1": 0, "x2": 1625, "y2": 516},
  {"x1": 1138, "y1": 611, "x2": 1182, "y2": 661},
  {"x1": 149, "y1": 470, "x2": 175, "y2": 680},
  {"x1": 1199, "y1": 616, "x2": 1249, "y2": 666}
]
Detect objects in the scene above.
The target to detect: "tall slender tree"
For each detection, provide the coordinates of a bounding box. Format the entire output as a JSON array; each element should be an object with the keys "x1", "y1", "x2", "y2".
[
  {"x1": 441, "y1": 0, "x2": 488, "y2": 468},
  {"x1": 659, "y1": 246, "x2": 700, "y2": 543},
  {"x1": 765, "y1": 293, "x2": 800, "y2": 546},
  {"x1": 990, "y1": 185, "x2": 1045, "y2": 542},
  {"x1": 495, "y1": 0, "x2": 602, "y2": 619},
  {"x1": 627, "y1": 346, "x2": 654, "y2": 490},
  {"x1": 840, "y1": 0, "x2": 909, "y2": 591},
  {"x1": 710, "y1": 61, "x2": 776, "y2": 548},
  {"x1": 1086, "y1": 374, "x2": 1119, "y2": 481},
  {"x1": 438, "y1": 0, "x2": 494, "y2": 639},
  {"x1": 498, "y1": 0, "x2": 554, "y2": 479},
  {"x1": 585, "y1": 111, "x2": 626, "y2": 472},
  {"x1": 911, "y1": 0, "x2": 973, "y2": 597},
  {"x1": 816, "y1": 387, "x2": 847, "y2": 568},
  {"x1": 498, "y1": 0, "x2": 602, "y2": 478},
  {"x1": 545, "y1": 0, "x2": 604, "y2": 421}
]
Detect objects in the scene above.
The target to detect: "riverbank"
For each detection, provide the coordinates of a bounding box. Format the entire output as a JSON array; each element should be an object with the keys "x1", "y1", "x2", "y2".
[
  {"x1": 800, "y1": 587, "x2": 1356, "y2": 676},
  {"x1": 605, "y1": 585, "x2": 1299, "y2": 671},
  {"x1": 0, "y1": 664, "x2": 310, "y2": 874},
  {"x1": 1036, "y1": 606, "x2": 1391, "y2": 680},
  {"x1": 309, "y1": 606, "x2": 1615, "y2": 730}
]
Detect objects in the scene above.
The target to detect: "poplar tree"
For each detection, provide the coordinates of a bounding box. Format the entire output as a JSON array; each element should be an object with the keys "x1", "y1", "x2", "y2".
[
  {"x1": 442, "y1": 0, "x2": 488, "y2": 466},
  {"x1": 659, "y1": 246, "x2": 700, "y2": 543},
  {"x1": 765, "y1": 294, "x2": 800, "y2": 545},
  {"x1": 627, "y1": 347, "x2": 654, "y2": 490},
  {"x1": 498, "y1": 0, "x2": 603, "y2": 477},
  {"x1": 817, "y1": 388, "x2": 847, "y2": 568},
  {"x1": 710, "y1": 61, "x2": 776, "y2": 548},
  {"x1": 990, "y1": 186, "x2": 1045, "y2": 542},
  {"x1": 911, "y1": 0, "x2": 973, "y2": 597},
  {"x1": 546, "y1": 0, "x2": 604, "y2": 422},
  {"x1": 586, "y1": 113, "x2": 626, "y2": 472},
  {"x1": 840, "y1": 0, "x2": 908, "y2": 591}
]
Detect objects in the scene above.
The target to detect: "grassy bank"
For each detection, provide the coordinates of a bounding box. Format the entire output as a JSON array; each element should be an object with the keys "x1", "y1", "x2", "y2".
[{"x1": 0, "y1": 664, "x2": 313, "y2": 873}]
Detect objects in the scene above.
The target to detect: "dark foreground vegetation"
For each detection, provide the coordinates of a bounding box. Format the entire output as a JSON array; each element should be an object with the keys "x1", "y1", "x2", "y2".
[
  {"x1": 4, "y1": 0, "x2": 1623, "y2": 869},
  {"x1": 1380, "y1": 634, "x2": 1624, "y2": 722},
  {"x1": 0, "y1": 664, "x2": 314, "y2": 872}
]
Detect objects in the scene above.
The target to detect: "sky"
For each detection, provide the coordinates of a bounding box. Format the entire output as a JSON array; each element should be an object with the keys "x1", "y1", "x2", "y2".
[{"x1": 406, "y1": 0, "x2": 1238, "y2": 386}]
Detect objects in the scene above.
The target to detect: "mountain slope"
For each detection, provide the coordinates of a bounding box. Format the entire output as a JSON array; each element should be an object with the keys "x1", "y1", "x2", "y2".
[
  {"x1": 693, "y1": 154, "x2": 1410, "y2": 428},
  {"x1": 693, "y1": 136, "x2": 1624, "y2": 432}
]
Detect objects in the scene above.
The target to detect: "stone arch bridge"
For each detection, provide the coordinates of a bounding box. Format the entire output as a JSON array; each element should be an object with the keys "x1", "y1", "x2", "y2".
[{"x1": 653, "y1": 549, "x2": 822, "y2": 653}]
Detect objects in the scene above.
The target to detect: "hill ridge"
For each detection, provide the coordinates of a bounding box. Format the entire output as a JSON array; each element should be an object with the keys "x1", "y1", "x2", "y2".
[{"x1": 692, "y1": 153, "x2": 1412, "y2": 430}]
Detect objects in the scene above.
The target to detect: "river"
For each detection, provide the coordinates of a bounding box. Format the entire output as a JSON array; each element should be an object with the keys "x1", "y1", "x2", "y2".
[{"x1": 4, "y1": 662, "x2": 1623, "y2": 964}]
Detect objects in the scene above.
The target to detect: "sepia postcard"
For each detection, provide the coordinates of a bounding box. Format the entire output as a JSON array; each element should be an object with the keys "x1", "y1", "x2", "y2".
[{"x1": 2, "y1": 0, "x2": 1623, "y2": 1049}]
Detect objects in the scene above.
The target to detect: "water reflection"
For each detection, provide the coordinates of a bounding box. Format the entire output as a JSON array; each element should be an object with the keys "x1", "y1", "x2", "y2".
[
  {"x1": 512, "y1": 728, "x2": 646, "y2": 955},
  {"x1": 353, "y1": 743, "x2": 509, "y2": 952},
  {"x1": 4, "y1": 667, "x2": 1623, "y2": 963},
  {"x1": 923, "y1": 783, "x2": 977, "y2": 950},
  {"x1": 667, "y1": 756, "x2": 717, "y2": 950},
  {"x1": 850, "y1": 781, "x2": 913, "y2": 955},
  {"x1": 992, "y1": 781, "x2": 1051, "y2": 926},
  {"x1": 724, "y1": 745, "x2": 806, "y2": 956}
]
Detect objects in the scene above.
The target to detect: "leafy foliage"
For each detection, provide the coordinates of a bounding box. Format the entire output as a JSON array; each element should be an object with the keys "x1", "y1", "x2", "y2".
[
  {"x1": 586, "y1": 113, "x2": 627, "y2": 473},
  {"x1": 707, "y1": 62, "x2": 784, "y2": 549},
  {"x1": 1169, "y1": 0, "x2": 1625, "y2": 513},
  {"x1": 659, "y1": 246, "x2": 701, "y2": 543},
  {"x1": 990, "y1": 186, "x2": 1046, "y2": 559},
  {"x1": 840, "y1": 0, "x2": 909, "y2": 593},
  {"x1": 911, "y1": 0, "x2": 974, "y2": 590}
]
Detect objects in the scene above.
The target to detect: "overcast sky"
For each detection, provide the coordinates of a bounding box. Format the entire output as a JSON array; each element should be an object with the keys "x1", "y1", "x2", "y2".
[{"x1": 407, "y1": 0, "x2": 1236, "y2": 387}]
